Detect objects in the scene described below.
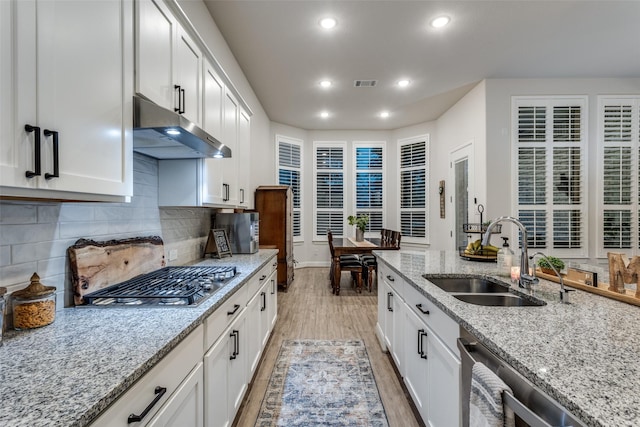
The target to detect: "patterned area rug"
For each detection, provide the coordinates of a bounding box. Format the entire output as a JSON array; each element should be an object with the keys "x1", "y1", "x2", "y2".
[{"x1": 255, "y1": 339, "x2": 389, "y2": 426}]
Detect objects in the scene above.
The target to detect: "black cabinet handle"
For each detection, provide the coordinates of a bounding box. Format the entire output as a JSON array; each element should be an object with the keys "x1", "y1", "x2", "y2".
[
  {"x1": 180, "y1": 87, "x2": 185, "y2": 114},
  {"x1": 259, "y1": 274, "x2": 267, "y2": 281},
  {"x1": 174, "y1": 85, "x2": 181, "y2": 113},
  {"x1": 260, "y1": 291, "x2": 266, "y2": 311},
  {"x1": 387, "y1": 292, "x2": 393, "y2": 312},
  {"x1": 387, "y1": 275, "x2": 395, "y2": 282},
  {"x1": 271, "y1": 279, "x2": 276, "y2": 295},
  {"x1": 127, "y1": 386, "x2": 167, "y2": 423},
  {"x1": 24, "y1": 124, "x2": 41, "y2": 178},
  {"x1": 229, "y1": 329, "x2": 239, "y2": 360},
  {"x1": 44, "y1": 129, "x2": 59, "y2": 180},
  {"x1": 223, "y1": 183, "x2": 230, "y2": 201},
  {"x1": 240, "y1": 188, "x2": 245, "y2": 203},
  {"x1": 416, "y1": 303, "x2": 430, "y2": 315},
  {"x1": 418, "y1": 329, "x2": 428, "y2": 359},
  {"x1": 227, "y1": 304, "x2": 240, "y2": 316}
]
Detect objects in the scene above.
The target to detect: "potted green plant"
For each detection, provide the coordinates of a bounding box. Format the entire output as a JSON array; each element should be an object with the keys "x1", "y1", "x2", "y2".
[
  {"x1": 347, "y1": 214, "x2": 369, "y2": 241},
  {"x1": 537, "y1": 256, "x2": 565, "y2": 275}
]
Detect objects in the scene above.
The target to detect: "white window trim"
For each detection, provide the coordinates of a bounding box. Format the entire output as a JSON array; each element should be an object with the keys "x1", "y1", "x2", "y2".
[
  {"x1": 397, "y1": 134, "x2": 430, "y2": 245},
  {"x1": 510, "y1": 95, "x2": 589, "y2": 259},
  {"x1": 352, "y1": 141, "x2": 386, "y2": 239},
  {"x1": 313, "y1": 141, "x2": 347, "y2": 241},
  {"x1": 596, "y1": 95, "x2": 640, "y2": 258},
  {"x1": 275, "y1": 134, "x2": 304, "y2": 243}
]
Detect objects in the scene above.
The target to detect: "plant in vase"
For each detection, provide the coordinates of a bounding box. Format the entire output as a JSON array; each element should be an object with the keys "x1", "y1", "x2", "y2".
[
  {"x1": 537, "y1": 256, "x2": 565, "y2": 275},
  {"x1": 347, "y1": 214, "x2": 369, "y2": 241}
]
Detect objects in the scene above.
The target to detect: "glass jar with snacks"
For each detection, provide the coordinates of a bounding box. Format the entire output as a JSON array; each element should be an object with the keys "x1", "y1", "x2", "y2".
[{"x1": 12, "y1": 273, "x2": 56, "y2": 330}]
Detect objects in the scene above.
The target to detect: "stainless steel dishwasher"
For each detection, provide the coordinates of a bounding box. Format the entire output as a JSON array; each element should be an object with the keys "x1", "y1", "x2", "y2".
[{"x1": 458, "y1": 327, "x2": 586, "y2": 427}]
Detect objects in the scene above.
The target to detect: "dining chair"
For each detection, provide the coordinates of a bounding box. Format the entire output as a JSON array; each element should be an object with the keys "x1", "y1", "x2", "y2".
[{"x1": 327, "y1": 230, "x2": 364, "y2": 294}]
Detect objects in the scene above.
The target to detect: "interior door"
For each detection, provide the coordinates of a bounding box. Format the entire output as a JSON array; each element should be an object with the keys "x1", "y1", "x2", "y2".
[{"x1": 450, "y1": 143, "x2": 475, "y2": 250}]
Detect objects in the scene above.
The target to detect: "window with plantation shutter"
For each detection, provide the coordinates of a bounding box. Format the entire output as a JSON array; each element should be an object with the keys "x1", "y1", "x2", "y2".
[
  {"x1": 513, "y1": 97, "x2": 587, "y2": 257},
  {"x1": 398, "y1": 136, "x2": 428, "y2": 242},
  {"x1": 353, "y1": 142, "x2": 385, "y2": 233},
  {"x1": 277, "y1": 136, "x2": 303, "y2": 241},
  {"x1": 314, "y1": 142, "x2": 345, "y2": 239},
  {"x1": 598, "y1": 96, "x2": 640, "y2": 256}
]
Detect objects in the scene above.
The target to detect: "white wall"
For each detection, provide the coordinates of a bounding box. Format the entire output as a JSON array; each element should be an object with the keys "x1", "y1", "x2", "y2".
[
  {"x1": 485, "y1": 78, "x2": 640, "y2": 260},
  {"x1": 432, "y1": 81, "x2": 487, "y2": 251}
]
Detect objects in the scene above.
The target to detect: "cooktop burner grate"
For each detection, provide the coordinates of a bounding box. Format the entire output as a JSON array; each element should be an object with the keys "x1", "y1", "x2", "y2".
[{"x1": 83, "y1": 266, "x2": 237, "y2": 306}]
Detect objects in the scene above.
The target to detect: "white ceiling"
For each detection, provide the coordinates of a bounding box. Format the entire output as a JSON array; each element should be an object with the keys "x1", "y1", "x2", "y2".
[{"x1": 202, "y1": 1, "x2": 640, "y2": 131}]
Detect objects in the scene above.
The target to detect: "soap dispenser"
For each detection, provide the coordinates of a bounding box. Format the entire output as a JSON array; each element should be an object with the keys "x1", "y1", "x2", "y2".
[{"x1": 496, "y1": 237, "x2": 514, "y2": 276}]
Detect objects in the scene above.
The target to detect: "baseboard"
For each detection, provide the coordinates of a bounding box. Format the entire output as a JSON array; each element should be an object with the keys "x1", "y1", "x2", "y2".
[{"x1": 294, "y1": 261, "x2": 330, "y2": 269}]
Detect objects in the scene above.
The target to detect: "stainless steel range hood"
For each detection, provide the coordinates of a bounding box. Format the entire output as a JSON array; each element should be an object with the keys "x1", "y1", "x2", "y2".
[{"x1": 133, "y1": 95, "x2": 231, "y2": 159}]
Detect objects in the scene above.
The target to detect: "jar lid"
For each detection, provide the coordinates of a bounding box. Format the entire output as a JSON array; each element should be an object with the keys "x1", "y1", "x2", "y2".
[{"x1": 13, "y1": 273, "x2": 56, "y2": 299}]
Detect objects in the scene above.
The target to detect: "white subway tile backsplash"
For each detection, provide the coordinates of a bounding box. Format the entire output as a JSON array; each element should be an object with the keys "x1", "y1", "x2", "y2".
[
  {"x1": 0, "y1": 203, "x2": 37, "y2": 224},
  {"x1": 0, "y1": 154, "x2": 215, "y2": 307}
]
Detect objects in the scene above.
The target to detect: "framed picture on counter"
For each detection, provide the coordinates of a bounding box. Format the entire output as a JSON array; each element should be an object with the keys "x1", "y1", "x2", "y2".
[{"x1": 204, "y1": 229, "x2": 232, "y2": 258}]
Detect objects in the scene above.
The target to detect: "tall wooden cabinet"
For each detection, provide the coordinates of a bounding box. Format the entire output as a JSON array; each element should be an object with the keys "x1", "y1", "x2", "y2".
[{"x1": 255, "y1": 186, "x2": 294, "y2": 290}]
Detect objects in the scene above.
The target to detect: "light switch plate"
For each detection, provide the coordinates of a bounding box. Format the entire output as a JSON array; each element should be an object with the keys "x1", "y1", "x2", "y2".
[{"x1": 168, "y1": 249, "x2": 178, "y2": 261}]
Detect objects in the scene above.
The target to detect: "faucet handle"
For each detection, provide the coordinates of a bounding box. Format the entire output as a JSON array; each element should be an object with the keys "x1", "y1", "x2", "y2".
[{"x1": 560, "y1": 288, "x2": 576, "y2": 304}]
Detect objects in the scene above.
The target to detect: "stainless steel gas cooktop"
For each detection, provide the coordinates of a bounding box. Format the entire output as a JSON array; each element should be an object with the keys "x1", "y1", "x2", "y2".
[{"x1": 82, "y1": 266, "x2": 237, "y2": 307}]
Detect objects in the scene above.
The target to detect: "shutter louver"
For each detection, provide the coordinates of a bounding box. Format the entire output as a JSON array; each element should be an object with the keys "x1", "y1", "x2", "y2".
[
  {"x1": 315, "y1": 143, "x2": 345, "y2": 237},
  {"x1": 355, "y1": 146, "x2": 384, "y2": 232},
  {"x1": 553, "y1": 147, "x2": 581, "y2": 204},
  {"x1": 518, "y1": 147, "x2": 546, "y2": 205},
  {"x1": 553, "y1": 210, "x2": 582, "y2": 248},
  {"x1": 316, "y1": 212, "x2": 344, "y2": 236},
  {"x1": 399, "y1": 139, "x2": 428, "y2": 239},
  {"x1": 518, "y1": 106, "x2": 546, "y2": 143},
  {"x1": 553, "y1": 106, "x2": 581, "y2": 142},
  {"x1": 603, "y1": 147, "x2": 632, "y2": 205},
  {"x1": 519, "y1": 209, "x2": 547, "y2": 248},
  {"x1": 603, "y1": 210, "x2": 632, "y2": 248},
  {"x1": 278, "y1": 138, "x2": 303, "y2": 238}
]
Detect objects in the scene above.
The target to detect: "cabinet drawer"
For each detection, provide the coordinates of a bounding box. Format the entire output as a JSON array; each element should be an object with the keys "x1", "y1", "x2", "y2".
[
  {"x1": 204, "y1": 286, "x2": 247, "y2": 350},
  {"x1": 379, "y1": 264, "x2": 405, "y2": 297},
  {"x1": 404, "y1": 283, "x2": 458, "y2": 354},
  {"x1": 247, "y1": 262, "x2": 273, "y2": 300},
  {"x1": 91, "y1": 325, "x2": 204, "y2": 426}
]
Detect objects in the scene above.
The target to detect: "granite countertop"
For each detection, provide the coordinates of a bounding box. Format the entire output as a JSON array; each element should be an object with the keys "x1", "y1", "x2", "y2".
[
  {"x1": 0, "y1": 249, "x2": 278, "y2": 427},
  {"x1": 374, "y1": 249, "x2": 640, "y2": 427}
]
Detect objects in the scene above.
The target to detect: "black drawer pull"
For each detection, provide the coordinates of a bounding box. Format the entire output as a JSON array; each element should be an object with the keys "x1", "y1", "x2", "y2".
[
  {"x1": 44, "y1": 129, "x2": 59, "y2": 180},
  {"x1": 416, "y1": 303, "x2": 430, "y2": 315},
  {"x1": 127, "y1": 386, "x2": 167, "y2": 423},
  {"x1": 387, "y1": 292, "x2": 393, "y2": 312},
  {"x1": 230, "y1": 329, "x2": 239, "y2": 360},
  {"x1": 259, "y1": 274, "x2": 267, "y2": 281},
  {"x1": 227, "y1": 304, "x2": 240, "y2": 316},
  {"x1": 418, "y1": 329, "x2": 428, "y2": 359},
  {"x1": 386, "y1": 275, "x2": 395, "y2": 282},
  {"x1": 260, "y1": 291, "x2": 266, "y2": 311},
  {"x1": 24, "y1": 124, "x2": 41, "y2": 178},
  {"x1": 174, "y1": 85, "x2": 181, "y2": 113}
]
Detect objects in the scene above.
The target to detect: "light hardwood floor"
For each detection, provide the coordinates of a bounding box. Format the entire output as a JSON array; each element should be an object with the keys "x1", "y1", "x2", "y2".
[{"x1": 234, "y1": 267, "x2": 422, "y2": 427}]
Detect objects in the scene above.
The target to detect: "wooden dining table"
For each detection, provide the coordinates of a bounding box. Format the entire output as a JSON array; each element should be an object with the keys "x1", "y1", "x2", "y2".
[{"x1": 331, "y1": 237, "x2": 399, "y2": 294}]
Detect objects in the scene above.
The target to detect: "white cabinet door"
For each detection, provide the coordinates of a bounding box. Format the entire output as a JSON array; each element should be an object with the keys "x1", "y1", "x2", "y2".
[
  {"x1": 203, "y1": 310, "x2": 247, "y2": 427},
  {"x1": 174, "y1": 25, "x2": 201, "y2": 126},
  {"x1": 1, "y1": 0, "x2": 132, "y2": 200},
  {"x1": 221, "y1": 90, "x2": 239, "y2": 205},
  {"x1": 202, "y1": 59, "x2": 224, "y2": 140},
  {"x1": 266, "y1": 273, "x2": 278, "y2": 339},
  {"x1": 203, "y1": 328, "x2": 231, "y2": 427},
  {"x1": 237, "y1": 109, "x2": 251, "y2": 207},
  {"x1": 246, "y1": 281, "x2": 265, "y2": 378},
  {"x1": 147, "y1": 363, "x2": 204, "y2": 427},
  {"x1": 404, "y1": 308, "x2": 430, "y2": 422},
  {"x1": 136, "y1": 0, "x2": 174, "y2": 110},
  {"x1": 427, "y1": 331, "x2": 461, "y2": 427},
  {"x1": 376, "y1": 269, "x2": 387, "y2": 350},
  {"x1": 390, "y1": 286, "x2": 405, "y2": 376}
]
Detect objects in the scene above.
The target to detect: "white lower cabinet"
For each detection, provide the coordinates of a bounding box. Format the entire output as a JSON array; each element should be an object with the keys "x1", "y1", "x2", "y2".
[
  {"x1": 204, "y1": 310, "x2": 247, "y2": 427},
  {"x1": 91, "y1": 326, "x2": 204, "y2": 427},
  {"x1": 377, "y1": 261, "x2": 461, "y2": 427},
  {"x1": 147, "y1": 363, "x2": 204, "y2": 427}
]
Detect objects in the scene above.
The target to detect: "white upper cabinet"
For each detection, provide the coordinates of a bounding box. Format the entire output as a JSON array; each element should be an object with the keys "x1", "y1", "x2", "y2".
[
  {"x1": 237, "y1": 109, "x2": 251, "y2": 207},
  {"x1": 0, "y1": 0, "x2": 133, "y2": 201},
  {"x1": 136, "y1": 0, "x2": 202, "y2": 125},
  {"x1": 201, "y1": 59, "x2": 225, "y2": 205},
  {"x1": 221, "y1": 90, "x2": 239, "y2": 205}
]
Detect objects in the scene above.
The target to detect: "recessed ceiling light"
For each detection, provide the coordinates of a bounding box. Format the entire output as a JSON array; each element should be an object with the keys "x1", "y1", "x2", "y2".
[
  {"x1": 320, "y1": 80, "x2": 332, "y2": 88},
  {"x1": 380, "y1": 111, "x2": 390, "y2": 118},
  {"x1": 431, "y1": 16, "x2": 450, "y2": 28},
  {"x1": 397, "y1": 79, "x2": 410, "y2": 88},
  {"x1": 320, "y1": 17, "x2": 337, "y2": 29},
  {"x1": 320, "y1": 111, "x2": 330, "y2": 118}
]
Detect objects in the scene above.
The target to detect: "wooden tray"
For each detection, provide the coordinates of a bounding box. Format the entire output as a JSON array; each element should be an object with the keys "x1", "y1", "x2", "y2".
[{"x1": 536, "y1": 267, "x2": 640, "y2": 308}]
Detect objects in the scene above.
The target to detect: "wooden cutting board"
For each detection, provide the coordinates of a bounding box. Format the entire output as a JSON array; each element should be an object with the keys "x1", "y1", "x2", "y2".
[{"x1": 68, "y1": 236, "x2": 166, "y2": 305}]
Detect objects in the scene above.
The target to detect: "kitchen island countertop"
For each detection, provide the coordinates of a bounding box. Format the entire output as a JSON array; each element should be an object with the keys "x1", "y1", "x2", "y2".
[
  {"x1": 0, "y1": 249, "x2": 278, "y2": 427},
  {"x1": 374, "y1": 249, "x2": 640, "y2": 427}
]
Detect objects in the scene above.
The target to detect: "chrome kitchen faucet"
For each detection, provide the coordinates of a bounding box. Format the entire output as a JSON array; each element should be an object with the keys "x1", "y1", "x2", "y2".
[
  {"x1": 530, "y1": 251, "x2": 575, "y2": 304},
  {"x1": 481, "y1": 216, "x2": 538, "y2": 290}
]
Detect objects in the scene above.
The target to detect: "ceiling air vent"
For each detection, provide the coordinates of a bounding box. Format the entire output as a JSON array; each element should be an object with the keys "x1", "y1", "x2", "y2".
[{"x1": 354, "y1": 80, "x2": 377, "y2": 88}]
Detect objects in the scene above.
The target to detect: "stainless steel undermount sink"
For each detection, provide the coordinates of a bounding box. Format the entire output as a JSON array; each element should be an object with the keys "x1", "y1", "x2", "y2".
[
  {"x1": 453, "y1": 293, "x2": 544, "y2": 307},
  {"x1": 422, "y1": 275, "x2": 545, "y2": 307},
  {"x1": 423, "y1": 276, "x2": 510, "y2": 293}
]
